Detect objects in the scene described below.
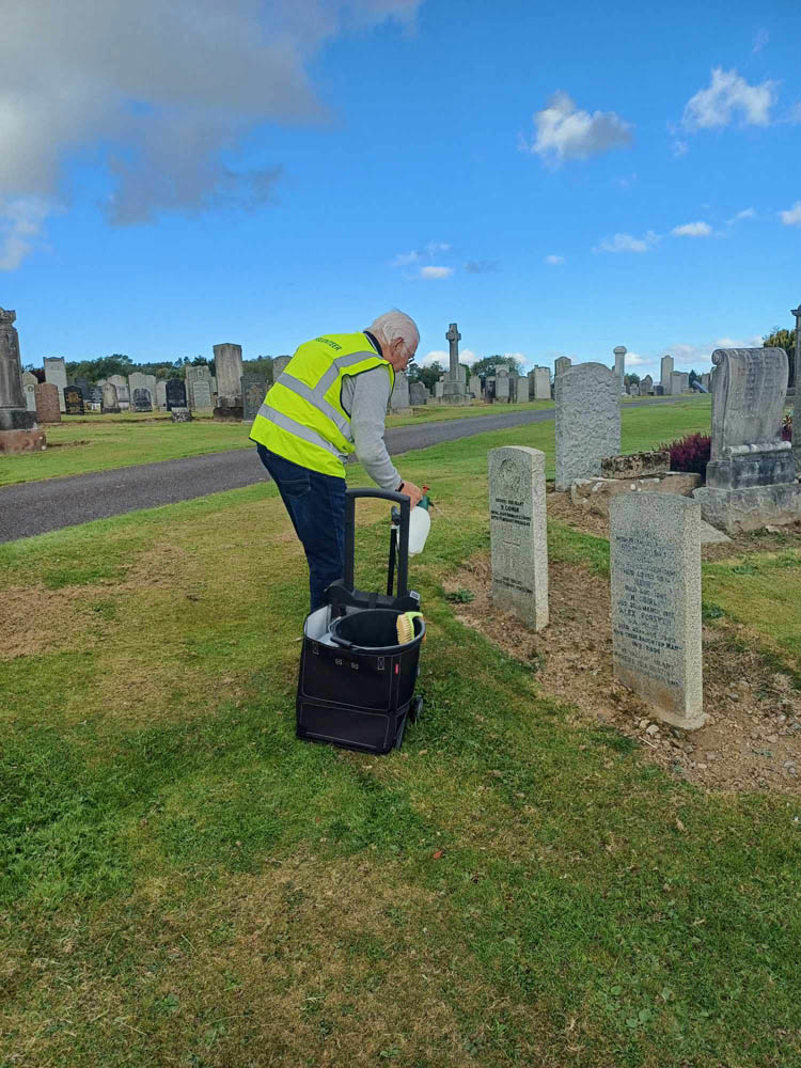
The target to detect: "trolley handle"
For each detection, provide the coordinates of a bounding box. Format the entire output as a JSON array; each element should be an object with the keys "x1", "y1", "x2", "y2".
[{"x1": 344, "y1": 488, "x2": 411, "y2": 599}]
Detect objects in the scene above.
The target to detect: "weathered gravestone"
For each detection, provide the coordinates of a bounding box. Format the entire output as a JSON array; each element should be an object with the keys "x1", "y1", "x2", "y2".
[
  {"x1": 185, "y1": 365, "x2": 211, "y2": 407},
  {"x1": 611, "y1": 493, "x2": 704, "y2": 730},
  {"x1": 629, "y1": 383, "x2": 640, "y2": 396},
  {"x1": 468, "y1": 374, "x2": 481, "y2": 400},
  {"x1": 1, "y1": 307, "x2": 45, "y2": 451},
  {"x1": 21, "y1": 371, "x2": 38, "y2": 411},
  {"x1": 171, "y1": 407, "x2": 192, "y2": 423},
  {"x1": 554, "y1": 356, "x2": 572, "y2": 378},
  {"x1": 101, "y1": 383, "x2": 119, "y2": 413},
  {"x1": 409, "y1": 380, "x2": 428, "y2": 406},
  {"x1": 272, "y1": 356, "x2": 291, "y2": 381},
  {"x1": 641, "y1": 374, "x2": 654, "y2": 395},
  {"x1": 488, "y1": 446, "x2": 549, "y2": 630},
  {"x1": 43, "y1": 356, "x2": 67, "y2": 412},
  {"x1": 533, "y1": 367, "x2": 551, "y2": 400},
  {"x1": 434, "y1": 378, "x2": 444, "y2": 399},
  {"x1": 442, "y1": 323, "x2": 470, "y2": 404},
  {"x1": 241, "y1": 374, "x2": 268, "y2": 422},
  {"x1": 614, "y1": 346, "x2": 627, "y2": 393},
  {"x1": 495, "y1": 367, "x2": 510, "y2": 402},
  {"x1": 514, "y1": 375, "x2": 530, "y2": 403},
  {"x1": 671, "y1": 371, "x2": 689, "y2": 394},
  {"x1": 166, "y1": 379, "x2": 187, "y2": 411},
  {"x1": 34, "y1": 382, "x2": 61, "y2": 423},
  {"x1": 660, "y1": 354, "x2": 674, "y2": 394},
  {"x1": 155, "y1": 380, "x2": 167, "y2": 409},
  {"x1": 214, "y1": 343, "x2": 244, "y2": 408},
  {"x1": 192, "y1": 380, "x2": 212, "y2": 411},
  {"x1": 389, "y1": 370, "x2": 411, "y2": 412},
  {"x1": 88, "y1": 386, "x2": 103, "y2": 411},
  {"x1": 554, "y1": 363, "x2": 620, "y2": 491},
  {"x1": 694, "y1": 348, "x2": 801, "y2": 531},
  {"x1": 133, "y1": 388, "x2": 152, "y2": 412},
  {"x1": 64, "y1": 385, "x2": 84, "y2": 415}
]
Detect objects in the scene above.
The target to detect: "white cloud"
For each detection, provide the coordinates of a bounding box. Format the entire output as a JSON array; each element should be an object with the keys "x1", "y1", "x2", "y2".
[
  {"x1": 669, "y1": 334, "x2": 762, "y2": 367},
  {"x1": 464, "y1": 259, "x2": 499, "y2": 273},
  {"x1": 753, "y1": 28, "x2": 769, "y2": 53},
  {"x1": 420, "y1": 266, "x2": 453, "y2": 279},
  {"x1": 418, "y1": 348, "x2": 478, "y2": 367},
  {"x1": 0, "y1": 197, "x2": 53, "y2": 270},
  {"x1": 671, "y1": 140, "x2": 689, "y2": 157},
  {"x1": 727, "y1": 207, "x2": 756, "y2": 224},
  {"x1": 524, "y1": 91, "x2": 632, "y2": 164},
  {"x1": 672, "y1": 221, "x2": 712, "y2": 237},
  {"x1": 545, "y1": 254, "x2": 566, "y2": 265},
  {"x1": 780, "y1": 202, "x2": 801, "y2": 226},
  {"x1": 625, "y1": 352, "x2": 647, "y2": 366},
  {"x1": 682, "y1": 68, "x2": 776, "y2": 130},
  {"x1": 593, "y1": 231, "x2": 660, "y2": 254},
  {"x1": 0, "y1": 0, "x2": 422, "y2": 265},
  {"x1": 392, "y1": 250, "x2": 420, "y2": 267}
]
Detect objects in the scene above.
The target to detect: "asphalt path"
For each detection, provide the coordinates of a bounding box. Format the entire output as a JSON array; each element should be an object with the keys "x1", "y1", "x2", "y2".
[{"x1": 0, "y1": 399, "x2": 682, "y2": 543}]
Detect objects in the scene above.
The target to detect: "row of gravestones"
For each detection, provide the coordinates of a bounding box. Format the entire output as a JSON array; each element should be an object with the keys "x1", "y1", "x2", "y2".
[
  {"x1": 488, "y1": 345, "x2": 798, "y2": 731},
  {"x1": 489, "y1": 443, "x2": 703, "y2": 731}
]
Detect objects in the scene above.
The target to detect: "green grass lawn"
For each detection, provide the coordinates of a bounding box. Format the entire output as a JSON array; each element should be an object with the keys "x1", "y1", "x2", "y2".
[
  {"x1": 0, "y1": 395, "x2": 703, "y2": 489},
  {"x1": 4, "y1": 396, "x2": 797, "y2": 1068}
]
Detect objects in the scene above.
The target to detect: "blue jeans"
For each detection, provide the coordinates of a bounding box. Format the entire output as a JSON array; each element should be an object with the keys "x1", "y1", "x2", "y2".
[{"x1": 257, "y1": 445, "x2": 346, "y2": 611}]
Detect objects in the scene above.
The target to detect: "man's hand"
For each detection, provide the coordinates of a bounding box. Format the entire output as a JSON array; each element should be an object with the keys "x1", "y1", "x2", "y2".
[{"x1": 398, "y1": 479, "x2": 424, "y2": 508}]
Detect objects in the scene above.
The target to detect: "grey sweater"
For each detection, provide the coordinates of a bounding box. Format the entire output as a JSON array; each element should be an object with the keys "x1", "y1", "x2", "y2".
[{"x1": 341, "y1": 366, "x2": 400, "y2": 491}]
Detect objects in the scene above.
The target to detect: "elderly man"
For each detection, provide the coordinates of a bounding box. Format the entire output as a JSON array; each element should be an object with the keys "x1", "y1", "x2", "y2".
[{"x1": 250, "y1": 310, "x2": 424, "y2": 610}]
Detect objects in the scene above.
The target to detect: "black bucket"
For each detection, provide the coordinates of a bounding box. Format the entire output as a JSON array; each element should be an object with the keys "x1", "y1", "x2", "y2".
[{"x1": 329, "y1": 609, "x2": 424, "y2": 654}]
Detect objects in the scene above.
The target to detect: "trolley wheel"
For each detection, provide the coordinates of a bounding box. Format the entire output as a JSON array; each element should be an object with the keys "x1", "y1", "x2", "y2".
[
  {"x1": 394, "y1": 715, "x2": 407, "y2": 750},
  {"x1": 409, "y1": 695, "x2": 424, "y2": 724}
]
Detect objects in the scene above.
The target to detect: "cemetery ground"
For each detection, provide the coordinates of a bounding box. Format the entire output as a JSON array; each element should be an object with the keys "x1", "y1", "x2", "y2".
[
  {"x1": 2, "y1": 399, "x2": 799, "y2": 1067},
  {"x1": 1, "y1": 398, "x2": 555, "y2": 488}
]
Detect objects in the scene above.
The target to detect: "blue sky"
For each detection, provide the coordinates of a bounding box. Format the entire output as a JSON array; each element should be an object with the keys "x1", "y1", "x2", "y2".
[{"x1": 1, "y1": 0, "x2": 800, "y2": 380}]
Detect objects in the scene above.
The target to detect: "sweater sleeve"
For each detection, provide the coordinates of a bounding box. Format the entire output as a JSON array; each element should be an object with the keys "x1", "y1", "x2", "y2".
[{"x1": 349, "y1": 366, "x2": 401, "y2": 491}]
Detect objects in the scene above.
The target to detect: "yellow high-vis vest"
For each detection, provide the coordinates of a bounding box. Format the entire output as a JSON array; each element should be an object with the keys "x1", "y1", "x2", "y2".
[{"x1": 249, "y1": 333, "x2": 394, "y2": 478}]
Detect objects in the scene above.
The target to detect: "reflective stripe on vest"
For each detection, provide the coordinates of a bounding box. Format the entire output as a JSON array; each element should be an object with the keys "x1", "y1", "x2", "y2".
[{"x1": 249, "y1": 333, "x2": 394, "y2": 477}]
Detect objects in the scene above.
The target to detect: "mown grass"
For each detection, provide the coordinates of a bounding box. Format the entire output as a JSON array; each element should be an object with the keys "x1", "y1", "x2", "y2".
[
  {"x1": 3, "y1": 396, "x2": 798, "y2": 1067},
  {"x1": 0, "y1": 395, "x2": 704, "y2": 488}
]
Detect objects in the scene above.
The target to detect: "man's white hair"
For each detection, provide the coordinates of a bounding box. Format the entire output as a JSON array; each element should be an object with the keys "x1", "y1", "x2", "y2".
[{"x1": 367, "y1": 310, "x2": 419, "y2": 349}]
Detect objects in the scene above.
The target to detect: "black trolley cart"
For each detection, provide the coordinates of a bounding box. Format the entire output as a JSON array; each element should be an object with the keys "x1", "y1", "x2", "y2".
[{"x1": 296, "y1": 488, "x2": 425, "y2": 753}]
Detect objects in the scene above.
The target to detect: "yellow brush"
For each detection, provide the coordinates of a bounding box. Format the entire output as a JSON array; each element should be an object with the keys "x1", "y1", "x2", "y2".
[{"x1": 396, "y1": 611, "x2": 424, "y2": 644}]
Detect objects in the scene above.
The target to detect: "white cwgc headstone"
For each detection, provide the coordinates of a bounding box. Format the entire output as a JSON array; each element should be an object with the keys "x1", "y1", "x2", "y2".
[
  {"x1": 554, "y1": 363, "x2": 620, "y2": 491},
  {"x1": 44, "y1": 356, "x2": 67, "y2": 412},
  {"x1": 611, "y1": 494, "x2": 704, "y2": 730},
  {"x1": 489, "y1": 445, "x2": 549, "y2": 630}
]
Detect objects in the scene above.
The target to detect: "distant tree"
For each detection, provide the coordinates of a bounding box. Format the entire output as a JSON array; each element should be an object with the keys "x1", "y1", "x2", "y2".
[
  {"x1": 64, "y1": 353, "x2": 133, "y2": 381},
  {"x1": 764, "y1": 327, "x2": 796, "y2": 389},
  {"x1": 624, "y1": 372, "x2": 641, "y2": 387},
  {"x1": 243, "y1": 355, "x2": 274, "y2": 380},
  {"x1": 23, "y1": 365, "x2": 45, "y2": 382},
  {"x1": 469, "y1": 355, "x2": 523, "y2": 376},
  {"x1": 408, "y1": 360, "x2": 444, "y2": 391}
]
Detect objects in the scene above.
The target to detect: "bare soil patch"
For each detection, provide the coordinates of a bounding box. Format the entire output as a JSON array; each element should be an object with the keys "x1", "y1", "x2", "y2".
[
  {"x1": 547, "y1": 488, "x2": 801, "y2": 562},
  {"x1": 446, "y1": 554, "x2": 801, "y2": 795},
  {"x1": 0, "y1": 585, "x2": 93, "y2": 661}
]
